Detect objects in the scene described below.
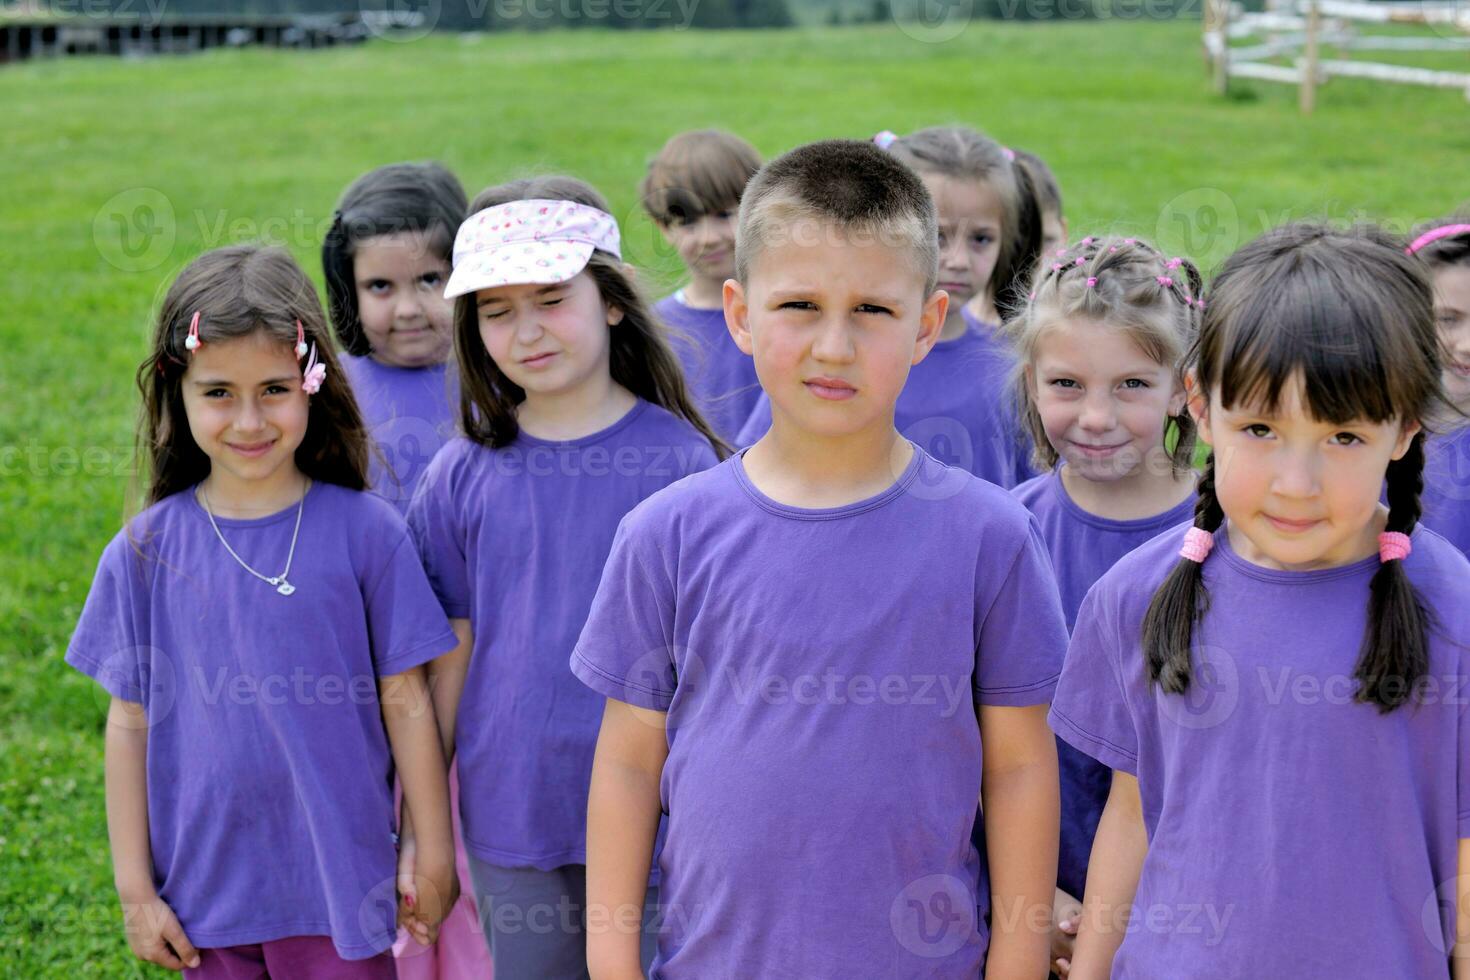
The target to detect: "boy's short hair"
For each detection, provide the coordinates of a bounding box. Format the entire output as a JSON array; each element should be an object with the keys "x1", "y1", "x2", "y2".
[
  {"x1": 1012, "y1": 147, "x2": 1062, "y2": 218},
  {"x1": 735, "y1": 139, "x2": 939, "y2": 296},
  {"x1": 640, "y1": 129, "x2": 762, "y2": 226}
]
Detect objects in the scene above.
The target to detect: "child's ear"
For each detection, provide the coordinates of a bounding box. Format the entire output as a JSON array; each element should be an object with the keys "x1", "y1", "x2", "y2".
[
  {"x1": 1167, "y1": 375, "x2": 1188, "y2": 418},
  {"x1": 913, "y1": 288, "x2": 949, "y2": 365},
  {"x1": 725, "y1": 278, "x2": 753, "y2": 356},
  {"x1": 1391, "y1": 419, "x2": 1422, "y2": 461},
  {"x1": 1185, "y1": 372, "x2": 1211, "y2": 438}
]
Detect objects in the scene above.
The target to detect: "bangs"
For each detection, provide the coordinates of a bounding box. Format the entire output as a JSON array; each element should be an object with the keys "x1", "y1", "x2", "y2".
[
  {"x1": 1213, "y1": 253, "x2": 1417, "y2": 426},
  {"x1": 644, "y1": 165, "x2": 749, "y2": 224}
]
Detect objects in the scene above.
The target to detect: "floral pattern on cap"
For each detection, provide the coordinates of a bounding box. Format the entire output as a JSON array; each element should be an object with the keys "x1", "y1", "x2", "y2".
[{"x1": 443, "y1": 199, "x2": 623, "y2": 299}]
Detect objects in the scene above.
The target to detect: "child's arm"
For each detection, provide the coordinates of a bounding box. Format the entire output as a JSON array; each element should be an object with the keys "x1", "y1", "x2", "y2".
[
  {"x1": 586, "y1": 697, "x2": 668, "y2": 980},
  {"x1": 1066, "y1": 771, "x2": 1148, "y2": 980},
  {"x1": 980, "y1": 702, "x2": 1060, "y2": 980},
  {"x1": 105, "y1": 697, "x2": 200, "y2": 971},
  {"x1": 1454, "y1": 838, "x2": 1470, "y2": 980},
  {"x1": 426, "y1": 618, "x2": 472, "y2": 761},
  {"x1": 381, "y1": 665, "x2": 457, "y2": 946}
]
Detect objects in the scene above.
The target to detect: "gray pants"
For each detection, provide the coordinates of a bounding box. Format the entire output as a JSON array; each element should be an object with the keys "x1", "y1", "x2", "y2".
[{"x1": 467, "y1": 857, "x2": 660, "y2": 979}]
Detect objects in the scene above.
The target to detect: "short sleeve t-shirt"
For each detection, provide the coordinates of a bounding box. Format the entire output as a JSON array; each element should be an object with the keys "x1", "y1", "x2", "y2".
[
  {"x1": 734, "y1": 310, "x2": 1035, "y2": 488},
  {"x1": 65, "y1": 483, "x2": 457, "y2": 960},
  {"x1": 655, "y1": 293, "x2": 760, "y2": 445},
  {"x1": 340, "y1": 354, "x2": 457, "y2": 512},
  {"x1": 1421, "y1": 425, "x2": 1470, "y2": 556},
  {"x1": 1050, "y1": 523, "x2": 1470, "y2": 978},
  {"x1": 1012, "y1": 467, "x2": 1195, "y2": 900},
  {"x1": 407, "y1": 400, "x2": 719, "y2": 871},
  {"x1": 571, "y1": 444, "x2": 1069, "y2": 977}
]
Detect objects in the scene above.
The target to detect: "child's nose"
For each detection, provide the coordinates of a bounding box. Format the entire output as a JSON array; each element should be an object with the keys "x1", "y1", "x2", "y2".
[
  {"x1": 811, "y1": 315, "x2": 857, "y2": 363},
  {"x1": 234, "y1": 399, "x2": 268, "y2": 433}
]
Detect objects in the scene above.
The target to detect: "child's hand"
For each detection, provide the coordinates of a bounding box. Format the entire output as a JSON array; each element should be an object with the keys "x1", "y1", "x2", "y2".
[
  {"x1": 121, "y1": 889, "x2": 201, "y2": 971},
  {"x1": 1051, "y1": 886, "x2": 1083, "y2": 978},
  {"x1": 397, "y1": 838, "x2": 459, "y2": 947}
]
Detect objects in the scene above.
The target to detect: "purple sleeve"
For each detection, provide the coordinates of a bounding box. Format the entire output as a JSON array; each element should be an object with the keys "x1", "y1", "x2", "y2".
[
  {"x1": 64, "y1": 534, "x2": 148, "y2": 702},
  {"x1": 1048, "y1": 586, "x2": 1140, "y2": 775},
  {"x1": 406, "y1": 452, "x2": 472, "y2": 619},
  {"x1": 973, "y1": 518, "x2": 1067, "y2": 705},
  {"x1": 570, "y1": 513, "x2": 677, "y2": 712},
  {"x1": 364, "y1": 532, "x2": 460, "y2": 677},
  {"x1": 735, "y1": 394, "x2": 772, "y2": 449}
]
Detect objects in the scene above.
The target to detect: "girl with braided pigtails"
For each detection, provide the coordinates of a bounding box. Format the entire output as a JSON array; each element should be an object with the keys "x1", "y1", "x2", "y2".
[
  {"x1": 1050, "y1": 223, "x2": 1470, "y2": 979},
  {"x1": 1004, "y1": 235, "x2": 1204, "y2": 977}
]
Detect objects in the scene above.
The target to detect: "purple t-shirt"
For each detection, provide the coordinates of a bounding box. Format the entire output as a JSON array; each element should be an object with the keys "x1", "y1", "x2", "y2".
[
  {"x1": 1050, "y1": 523, "x2": 1470, "y2": 978},
  {"x1": 65, "y1": 483, "x2": 457, "y2": 960},
  {"x1": 1422, "y1": 425, "x2": 1470, "y2": 556},
  {"x1": 1012, "y1": 467, "x2": 1196, "y2": 901},
  {"x1": 407, "y1": 400, "x2": 719, "y2": 871},
  {"x1": 655, "y1": 293, "x2": 760, "y2": 445},
  {"x1": 734, "y1": 309, "x2": 1035, "y2": 488},
  {"x1": 571, "y1": 445, "x2": 1069, "y2": 977},
  {"x1": 341, "y1": 354, "x2": 457, "y2": 513}
]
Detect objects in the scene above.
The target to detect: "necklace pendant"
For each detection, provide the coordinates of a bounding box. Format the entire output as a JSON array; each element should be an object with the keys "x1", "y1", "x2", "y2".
[{"x1": 275, "y1": 580, "x2": 296, "y2": 596}]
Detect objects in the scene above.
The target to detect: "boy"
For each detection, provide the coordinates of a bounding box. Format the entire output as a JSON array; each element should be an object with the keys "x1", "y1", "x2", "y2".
[{"x1": 578, "y1": 140, "x2": 1065, "y2": 979}]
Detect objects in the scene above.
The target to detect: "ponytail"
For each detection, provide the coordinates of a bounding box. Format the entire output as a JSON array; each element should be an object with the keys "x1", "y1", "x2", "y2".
[
  {"x1": 1142, "y1": 452, "x2": 1224, "y2": 693},
  {"x1": 1356, "y1": 432, "x2": 1433, "y2": 710}
]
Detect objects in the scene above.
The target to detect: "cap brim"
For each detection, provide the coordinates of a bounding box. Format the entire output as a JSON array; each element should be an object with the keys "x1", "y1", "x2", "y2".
[{"x1": 443, "y1": 241, "x2": 596, "y2": 299}]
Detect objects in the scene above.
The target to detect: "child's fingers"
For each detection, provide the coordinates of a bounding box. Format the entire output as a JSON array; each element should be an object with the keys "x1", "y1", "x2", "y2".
[
  {"x1": 1059, "y1": 916, "x2": 1079, "y2": 935},
  {"x1": 1055, "y1": 957, "x2": 1072, "y2": 977},
  {"x1": 159, "y1": 911, "x2": 202, "y2": 970}
]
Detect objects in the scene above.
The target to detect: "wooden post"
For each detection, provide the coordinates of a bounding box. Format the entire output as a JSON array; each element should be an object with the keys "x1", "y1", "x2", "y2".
[
  {"x1": 1299, "y1": 0, "x2": 1320, "y2": 113},
  {"x1": 1212, "y1": 0, "x2": 1231, "y2": 95}
]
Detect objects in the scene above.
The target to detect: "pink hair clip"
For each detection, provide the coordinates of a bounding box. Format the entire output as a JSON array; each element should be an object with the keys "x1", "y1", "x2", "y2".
[
  {"x1": 1028, "y1": 291, "x2": 1036, "y2": 301},
  {"x1": 1378, "y1": 531, "x2": 1411, "y2": 563},
  {"x1": 184, "y1": 311, "x2": 202, "y2": 351},
  {"x1": 1179, "y1": 527, "x2": 1214, "y2": 563},
  {"x1": 1079, "y1": 236, "x2": 1096, "y2": 246},
  {"x1": 1002, "y1": 146, "x2": 1016, "y2": 162},
  {"x1": 1166, "y1": 257, "x2": 1183, "y2": 270},
  {"x1": 301, "y1": 344, "x2": 326, "y2": 394},
  {"x1": 1108, "y1": 246, "x2": 1118, "y2": 253},
  {"x1": 1052, "y1": 263, "x2": 1063, "y2": 272},
  {"x1": 1157, "y1": 276, "x2": 1174, "y2": 287},
  {"x1": 1405, "y1": 224, "x2": 1470, "y2": 256},
  {"x1": 1086, "y1": 276, "x2": 1098, "y2": 288},
  {"x1": 294, "y1": 320, "x2": 308, "y2": 359},
  {"x1": 1124, "y1": 238, "x2": 1136, "y2": 245},
  {"x1": 1075, "y1": 256, "x2": 1086, "y2": 266},
  {"x1": 872, "y1": 130, "x2": 899, "y2": 150}
]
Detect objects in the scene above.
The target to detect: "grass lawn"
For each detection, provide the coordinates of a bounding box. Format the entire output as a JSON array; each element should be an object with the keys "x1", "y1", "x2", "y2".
[{"x1": 1, "y1": 19, "x2": 1466, "y2": 973}]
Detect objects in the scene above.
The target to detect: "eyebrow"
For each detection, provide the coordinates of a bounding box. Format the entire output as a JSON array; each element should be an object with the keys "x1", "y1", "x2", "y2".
[{"x1": 192, "y1": 377, "x2": 298, "y2": 387}]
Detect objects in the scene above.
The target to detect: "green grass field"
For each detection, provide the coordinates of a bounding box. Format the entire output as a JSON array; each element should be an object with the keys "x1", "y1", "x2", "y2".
[{"x1": 1, "y1": 19, "x2": 1467, "y2": 973}]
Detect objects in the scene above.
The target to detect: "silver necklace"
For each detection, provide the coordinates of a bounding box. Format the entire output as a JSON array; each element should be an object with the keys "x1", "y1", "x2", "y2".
[{"x1": 200, "y1": 481, "x2": 309, "y2": 596}]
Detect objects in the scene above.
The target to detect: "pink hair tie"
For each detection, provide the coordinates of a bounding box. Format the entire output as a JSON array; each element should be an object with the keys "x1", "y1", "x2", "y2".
[
  {"x1": 294, "y1": 319, "x2": 309, "y2": 359},
  {"x1": 872, "y1": 130, "x2": 899, "y2": 150},
  {"x1": 1166, "y1": 257, "x2": 1183, "y2": 270},
  {"x1": 1079, "y1": 236, "x2": 1096, "y2": 246},
  {"x1": 1086, "y1": 276, "x2": 1098, "y2": 288},
  {"x1": 184, "y1": 311, "x2": 202, "y2": 351},
  {"x1": 1002, "y1": 146, "x2": 1016, "y2": 162},
  {"x1": 1406, "y1": 224, "x2": 1470, "y2": 255},
  {"x1": 1179, "y1": 527, "x2": 1214, "y2": 563},
  {"x1": 1157, "y1": 276, "x2": 1174, "y2": 287},
  {"x1": 1052, "y1": 263, "x2": 1063, "y2": 272},
  {"x1": 1075, "y1": 256, "x2": 1086, "y2": 266},
  {"x1": 1378, "y1": 531, "x2": 1412, "y2": 563}
]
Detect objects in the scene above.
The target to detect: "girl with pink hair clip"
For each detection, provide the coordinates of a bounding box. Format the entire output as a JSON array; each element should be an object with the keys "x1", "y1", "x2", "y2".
[
  {"x1": 1407, "y1": 214, "x2": 1470, "y2": 556},
  {"x1": 1052, "y1": 224, "x2": 1470, "y2": 979},
  {"x1": 65, "y1": 244, "x2": 460, "y2": 977}
]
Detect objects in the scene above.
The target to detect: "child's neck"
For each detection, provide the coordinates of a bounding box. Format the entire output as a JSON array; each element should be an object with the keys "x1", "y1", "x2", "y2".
[
  {"x1": 742, "y1": 415, "x2": 914, "y2": 509},
  {"x1": 1059, "y1": 451, "x2": 1197, "y2": 522},
  {"x1": 962, "y1": 292, "x2": 1000, "y2": 329},
  {"x1": 680, "y1": 274, "x2": 726, "y2": 311},
  {"x1": 939, "y1": 307, "x2": 971, "y2": 342},
  {"x1": 197, "y1": 466, "x2": 309, "y2": 520},
  {"x1": 516, "y1": 374, "x2": 638, "y2": 442}
]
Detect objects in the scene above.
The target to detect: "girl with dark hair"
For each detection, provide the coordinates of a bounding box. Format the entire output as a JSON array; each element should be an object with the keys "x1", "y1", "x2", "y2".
[
  {"x1": 66, "y1": 245, "x2": 460, "y2": 976},
  {"x1": 1050, "y1": 223, "x2": 1470, "y2": 979},
  {"x1": 1408, "y1": 215, "x2": 1470, "y2": 555},
  {"x1": 403, "y1": 176, "x2": 725, "y2": 975},
  {"x1": 323, "y1": 161, "x2": 467, "y2": 511}
]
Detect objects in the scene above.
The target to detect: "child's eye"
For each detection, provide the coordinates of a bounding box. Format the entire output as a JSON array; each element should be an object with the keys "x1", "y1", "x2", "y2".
[
  {"x1": 368, "y1": 279, "x2": 391, "y2": 293},
  {"x1": 1243, "y1": 423, "x2": 1272, "y2": 438},
  {"x1": 480, "y1": 309, "x2": 509, "y2": 320},
  {"x1": 1050, "y1": 378, "x2": 1079, "y2": 389},
  {"x1": 856, "y1": 304, "x2": 893, "y2": 316},
  {"x1": 970, "y1": 234, "x2": 992, "y2": 247},
  {"x1": 421, "y1": 272, "x2": 444, "y2": 287},
  {"x1": 779, "y1": 301, "x2": 816, "y2": 312},
  {"x1": 204, "y1": 389, "x2": 230, "y2": 398},
  {"x1": 541, "y1": 298, "x2": 563, "y2": 308},
  {"x1": 1121, "y1": 379, "x2": 1150, "y2": 390},
  {"x1": 264, "y1": 385, "x2": 290, "y2": 396},
  {"x1": 1331, "y1": 432, "x2": 1363, "y2": 446}
]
